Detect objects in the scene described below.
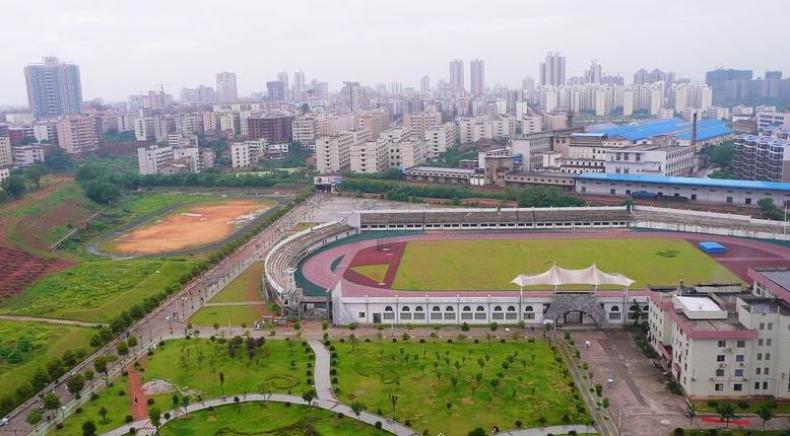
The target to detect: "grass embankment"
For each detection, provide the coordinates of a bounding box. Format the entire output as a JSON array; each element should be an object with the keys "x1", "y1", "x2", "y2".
[
  {"x1": 392, "y1": 238, "x2": 740, "y2": 291},
  {"x1": 333, "y1": 339, "x2": 588, "y2": 435},
  {"x1": 0, "y1": 320, "x2": 95, "y2": 415},
  {"x1": 53, "y1": 338, "x2": 315, "y2": 435},
  {"x1": 159, "y1": 402, "x2": 384, "y2": 435},
  {"x1": 190, "y1": 262, "x2": 268, "y2": 328}
]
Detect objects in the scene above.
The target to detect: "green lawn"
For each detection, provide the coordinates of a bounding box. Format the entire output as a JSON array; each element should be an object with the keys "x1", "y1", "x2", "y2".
[
  {"x1": 207, "y1": 262, "x2": 264, "y2": 304},
  {"x1": 0, "y1": 320, "x2": 95, "y2": 415},
  {"x1": 159, "y1": 402, "x2": 384, "y2": 436},
  {"x1": 350, "y1": 264, "x2": 389, "y2": 283},
  {"x1": 391, "y1": 238, "x2": 740, "y2": 291},
  {"x1": 189, "y1": 305, "x2": 265, "y2": 328},
  {"x1": 144, "y1": 338, "x2": 314, "y2": 398},
  {"x1": 693, "y1": 398, "x2": 790, "y2": 415},
  {"x1": 332, "y1": 339, "x2": 588, "y2": 435},
  {"x1": 0, "y1": 259, "x2": 197, "y2": 322},
  {"x1": 52, "y1": 384, "x2": 132, "y2": 436}
]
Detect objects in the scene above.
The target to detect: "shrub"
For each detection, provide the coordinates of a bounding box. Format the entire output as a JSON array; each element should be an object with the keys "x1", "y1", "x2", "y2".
[
  {"x1": 26, "y1": 410, "x2": 42, "y2": 424},
  {"x1": 375, "y1": 421, "x2": 382, "y2": 430},
  {"x1": 461, "y1": 322, "x2": 470, "y2": 332},
  {"x1": 707, "y1": 400, "x2": 718, "y2": 408},
  {"x1": 147, "y1": 398, "x2": 155, "y2": 405},
  {"x1": 737, "y1": 400, "x2": 750, "y2": 409},
  {"x1": 90, "y1": 392, "x2": 99, "y2": 401},
  {"x1": 125, "y1": 415, "x2": 134, "y2": 423},
  {"x1": 332, "y1": 377, "x2": 339, "y2": 384},
  {"x1": 75, "y1": 407, "x2": 83, "y2": 414}
]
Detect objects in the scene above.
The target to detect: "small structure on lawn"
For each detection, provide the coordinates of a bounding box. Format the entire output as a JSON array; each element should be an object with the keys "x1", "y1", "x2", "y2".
[{"x1": 697, "y1": 241, "x2": 727, "y2": 254}]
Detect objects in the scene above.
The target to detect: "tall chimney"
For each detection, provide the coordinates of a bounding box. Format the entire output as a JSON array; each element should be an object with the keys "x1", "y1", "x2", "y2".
[{"x1": 691, "y1": 112, "x2": 698, "y2": 147}]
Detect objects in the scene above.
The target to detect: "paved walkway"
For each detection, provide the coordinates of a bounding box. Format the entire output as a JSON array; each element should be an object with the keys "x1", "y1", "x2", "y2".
[
  {"x1": 0, "y1": 314, "x2": 106, "y2": 327},
  {"x1": 494, "y1": 424, "x2": 596, "y2": 435},
  {"x1": 204, "y1": 301, "x2": 267, "y2": 307},
  {"x1": 307, "y1": 340, "x2": 335, "y2": 401},
  {"x1": 102, "y1": 394, "x2": 418, "y2": 436}
]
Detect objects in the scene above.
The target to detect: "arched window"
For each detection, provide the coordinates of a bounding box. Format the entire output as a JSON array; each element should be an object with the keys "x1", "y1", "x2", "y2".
[
  {"x1": 525, "y1": 306, "x2": 534, "y2": 312},
  {"x1": 432, "y1": 306, "x2": 441, "y2": 312},
  {"x1": 463, "y1": 306, "x2": 472, "y2": 312},
  {"x1": 611, "y1": 305, "x2": 620, "y2": 312},
  {"x1": 385, "y1": 306, "x2": 393, "y2": 312},
  {"x1": 507, "y1": 306, "x2": 516, "y2": 312},
  {"x1": 445, "y1": 306, "x2": 454, "y2": 312},
  {"x1": 476, "y1": 306, "x2": 485, "y2": 312},
  {"x1": 402, "y1": 306, "x2": 410, "y2": 312},
  {"x1": 415, "y1": 306, "x2": 424, "y2": 312},
  {"x1": 494, "y1": 306, "x2": 503, "y2": 312},
  {"x1": 629, "y1": 304, "x2": 639, "y2": 311}
]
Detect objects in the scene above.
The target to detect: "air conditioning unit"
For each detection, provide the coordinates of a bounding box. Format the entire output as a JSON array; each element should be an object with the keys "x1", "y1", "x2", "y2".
[
  {"x1": 743, "y1": 377, "x2": 750, "y2": 381},
  {"x1": 725, "y1": 348, "x2": 734, "y2": 353},
  {"x1": 718, "y1": 363, "x2": 727, "y2": 368},
  {"x1": 738, "y1": 362, "x2": 745, "y2": 367},
  {"x1": 690, "y1": 377, "x2": 696, "y2": 381},
  {"x1": 709, "y1": 377, "x2": 716, "y2": 381}
]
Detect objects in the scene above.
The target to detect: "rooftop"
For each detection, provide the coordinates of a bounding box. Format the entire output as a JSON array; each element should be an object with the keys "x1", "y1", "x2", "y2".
[
  {"x1": 675, "y1": 295, "x2": 721, "y2": 312},
  {"x1": 762, "y1": 269, "x2": 790, "y2": 291},
  {"x1": 587, "y1": 118, "x2": 731, "y2": 142},
  {"x1": 575, "y1": 172, "x2": 790, "y2": 192}
]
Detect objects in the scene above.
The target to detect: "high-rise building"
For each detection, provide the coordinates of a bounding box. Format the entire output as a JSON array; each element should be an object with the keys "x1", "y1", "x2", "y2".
[
  {"x1": 470, "y1": 59, "x2": 485, "y2": 97},
  {"x1": 24, "y1": 57, "x2": 83, "y2": 119},
  {"x1": 293, "y1": 70, "x2": 306, "y2": 98},
  {"x1": 343, "y1": 81, "x2": 364, "y2": 112},
  {"x1": 266, "y1": 81, "x2": 286, "y2": 101},
  {"x1": 420, "y1": 75, "x2": 430, "y2": 94},
  {"x1": 539, "y1": 52, "x2": 566, "y2": 86},
  {"x1": 247, "y1": 114, "x2": 293, "y2": 143},
  {"x1": 277, "y1": 71, "x2": 289, "y2": 99},
  {"x1": 215, "y1": 72, "x2": 238, "y2": 103},
  {"x1": 449, "y1": 59, "x2": 465, "y2": 93},
  {"x1": 585, "y1": 60, "x2": 602, "y2": 84},
  {"x1": 705, "y1": 68, "x2": 753, "y2": 106}
]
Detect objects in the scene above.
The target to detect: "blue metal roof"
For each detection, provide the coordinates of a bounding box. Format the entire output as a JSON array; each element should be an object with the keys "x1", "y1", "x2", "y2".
[
  {"x1": 586, "y1": 118, "x2": 732, "y2": 142},
  {"x1": 575, "y1": 173, "x2": 790, "y2": 192}
]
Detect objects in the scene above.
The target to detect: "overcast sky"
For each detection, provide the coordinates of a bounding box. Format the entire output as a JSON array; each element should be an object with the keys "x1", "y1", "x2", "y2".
[{"x1": 1, "y1": 0, "x2": 789, "y2": 105}]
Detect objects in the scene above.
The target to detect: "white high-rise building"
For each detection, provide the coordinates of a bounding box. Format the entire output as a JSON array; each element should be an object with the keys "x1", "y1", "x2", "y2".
[
  {"x1": 420, "y1": 75, "x2": 430, "y2": 94},
  {"x1": 350, "y1": 140, "x2": 389, "y2": 174},
  {"x1": 0, "y1": 137, "x2": 11, "y2": 166},
  {"x1": 404, "y1": 111, "x2": 442, "y2": 139},
  {"x1": 424, "y1": 123, "x2": 457, "y2": 157},
  {"x1": 137, "y1": 145, "x2": 173, "y2": 175},
  {"x1": 315, "y1": 129, "x2": 370, "y2": 174},
  {"x1": 585, "y1": 60, "x2": 602, "y2": 84}
]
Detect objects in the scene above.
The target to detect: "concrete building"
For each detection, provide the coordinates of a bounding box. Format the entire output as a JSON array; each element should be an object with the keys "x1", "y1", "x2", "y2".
[
  {"x1": 470, "y1": 59, "x2": 485, "y2": 96},
  {"x1": 315, "y1": 130, "x2": 370, "y2": 174},
  {"x1": 458, "y1": 117, "x2": 494, "y2": 144},
  {"x1": 388, "y1": 139, "x2": 428, "y2": 169},
  {"x1": 0, "y1": 137, "x2": 11, "y2": 166},
  {"x1": 230, "y1": 140, "x2": 267, "y2": 168},
  {"x1": 24, "y1": 57, "x2": 83, "y2": 119},
  {"x1": 137, "y1": 145, "x2": 173, "y2": 175},
  {"x1": 350, "y1": 140, "x2": 388, "y2": 174},
  {"x1": 540, "y1": 52, "x2": 566, "y2": 86},
  {"x1": 733, "y1": 135, "x2": 790, "y2": 182},
  {"x1": 218, "y1": 112, "x2": 241, "y2": 135},
  {"x1": 404, "y1": 166, "x2": 477, "y2": 185},
  {"x1": 202, "y1": 112, "x2": 220, "y2": 133},
  {"x1": 0, "y1": 167, "x2": 9, "y2": 184},
  {"x1": 216, "y1": 72, "x2": 238, "y2": 103},
  {"x1": 133, "y1": 117, "x2": 155, "y2": 142},
  {"x1": 292, "y1": 117, "x2": 317, "y2": 145},
  {"x1": 449, "y1": 59, "x2": 464, "y2": 93},
  {"x1": 403, "y1": 111, "x2": 441, "y2": 139},
  {"x1": 56, "y1": 116, "x2": 102, "y2": 154},
  {"x1": 604, "y1": 145, "x2": 696, "y2": 176},
  {"x1": 12, "y1": 144, "x2": 45, "y2": 166},
  {"x1": 424, "y1": 122, "x2": 457, "y2": 157},
  {"x1": 167, "y1": 132, "x2": 199, "y2": 149},
  {"x1": 248, "y1": 114, "x2": 293, "y2": 144},
  {"x1": 357, "y1": 110, "x2": 390, "y2": 140},
  {"x1": 756, "y1": 109, "x2": 790, "y2": 131}
]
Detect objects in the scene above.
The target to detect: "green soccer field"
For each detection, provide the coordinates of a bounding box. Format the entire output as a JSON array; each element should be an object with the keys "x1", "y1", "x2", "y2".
[{"x1": 390, "y1": 238, "x2": 740, "y2": 291}]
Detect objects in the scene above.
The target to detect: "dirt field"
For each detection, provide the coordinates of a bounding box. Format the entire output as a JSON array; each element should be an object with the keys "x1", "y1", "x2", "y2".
[{"x1": 111, "y1": 199, "x2": 273, "y2": 255}]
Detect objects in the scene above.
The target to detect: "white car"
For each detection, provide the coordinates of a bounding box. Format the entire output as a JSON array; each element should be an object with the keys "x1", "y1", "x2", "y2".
[{"x1": 0, "y1": 417, "x2": 9, "y2": 427}]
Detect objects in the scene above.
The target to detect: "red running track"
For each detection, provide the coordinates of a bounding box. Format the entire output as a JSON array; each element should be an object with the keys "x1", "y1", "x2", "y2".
[{"x1": 299, "y1": 229, "x2": 790, "y2": 298}]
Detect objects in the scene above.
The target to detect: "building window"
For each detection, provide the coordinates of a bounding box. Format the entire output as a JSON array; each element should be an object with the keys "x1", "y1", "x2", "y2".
[
  {"x1": 766, "y1": 339, "x2": 771, "y2": 346},
  {"x1": 718, "y1": 340, "x2": 726, "y2": 347},
  {"x1": 358, "y1": 312, "x2": 365, "y2": 319},
  {"x1": 735, "y1": 369, "x2": 744, "y2": 377},
  {"x1": 714, "y1": 384, "x2": 723, "y2": 392},
  {"x1": 734, "y1": 384, "x2": 743, "y2": 392},
  {"x1": 715, "y1": 369, "x2": 725, "y2": 377},
  {"x1": 736, "y1": 340, "x2": 745, "y2": 348},
  {"x1": 765, "y1": 353, "x2": 771, "y2": 361},
  {"x1": 757, "y1": 353, "x2": 762, "y2": 361},
  {"x1": 736, "y1": 354, "x2": 745, "y2": 362},
  {"x1": 716, "y1": 355, "x2": 725, "y2": 362}
]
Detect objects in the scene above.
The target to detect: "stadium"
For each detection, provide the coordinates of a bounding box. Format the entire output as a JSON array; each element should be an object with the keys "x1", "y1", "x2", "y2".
[{"x1": 265, "y1": 205, "x2": 790, "y2": 326}]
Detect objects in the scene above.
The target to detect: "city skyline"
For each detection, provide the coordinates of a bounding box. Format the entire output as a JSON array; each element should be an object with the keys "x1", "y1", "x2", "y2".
[{"x1": 1, "y1": 0, "x2": 790, "y2": 105}]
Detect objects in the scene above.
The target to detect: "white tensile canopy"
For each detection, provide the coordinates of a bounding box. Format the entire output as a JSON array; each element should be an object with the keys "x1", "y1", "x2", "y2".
[{"x1": 511, "y1": 264, "x2": 635, "y2": 289}]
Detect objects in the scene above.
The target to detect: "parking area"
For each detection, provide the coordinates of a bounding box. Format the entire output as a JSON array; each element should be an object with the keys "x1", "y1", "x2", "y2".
[{"x1": 572, "y1": 329, "x2": 688, "y2": 436}]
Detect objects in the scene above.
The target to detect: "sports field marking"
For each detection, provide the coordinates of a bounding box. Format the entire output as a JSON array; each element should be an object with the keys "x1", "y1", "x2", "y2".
[{"x1": 349, "y1": 264, "x2": 389, "y2": 283}]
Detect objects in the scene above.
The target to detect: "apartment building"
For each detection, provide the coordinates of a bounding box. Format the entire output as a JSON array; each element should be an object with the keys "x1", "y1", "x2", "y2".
[
  {"x1": 350, "y1": 140, "x2": 388, "y2": 174},
  {"x1": 248, "y1": 114, "x2": 293, "y2": 143},
  {"x1": 388, "y1": 140, "x2": 428, "y2": 169},
  {"x1": 458, "y1": 117, "x2": 493, "y2": 144},
  {"x1": 649, "y1": 272, "x2": 790, "y2": 399},
  {"x1": 56, "y1": 116, "x2": 102, "y2": 153},
  {"x1": 137, "y1": 144, "x2": 174, "y2": 175},
  {"x1": 604, "y1": 145, "x2": 696, "y2": 176},
  {"x1": 292, "y1": 117, "x2": 317, "y2": 145},
  {"x1": 733, "y1": 134, "x2": 790, "y2": 182},
  {"x1": 403, "y1": 111, "x2": 442, "y2": 139},
  {"x1": 134, "y1": 117, "x2": 155, "y2": 142},
  {"x1": 218, "y1": 112, "x2": 241, "y2": 135},
  {"x1": 167, "y1": 132, "x2": 199, "y2": 149},
  {"x1": 12, "y1": 144, "x2": 45, "y2": 166},
  {"x1": 315, "y1": 129, "x2": 370, "y2": 174},
  {"x1": 230, "y1": 139, "x2": 267, "y2": 168},
  {"x1": 357, "y1": 110, "x2": 390, "y2": 140},
  {"x1": 424, "y1": 122, "x2": 457, "y2": 157},
  {"x1": 0, "y1": 137, "x2": 11, "y2": 166}
]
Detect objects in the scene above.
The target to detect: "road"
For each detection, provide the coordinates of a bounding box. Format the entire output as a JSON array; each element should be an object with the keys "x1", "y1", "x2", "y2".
[{"x1": 1, "y1": 193, "x2": 328, "y2": 435}]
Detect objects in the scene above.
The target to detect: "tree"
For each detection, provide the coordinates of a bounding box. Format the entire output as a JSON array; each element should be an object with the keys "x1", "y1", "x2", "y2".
[
  {"x1": 149, "y1": 406, "x2": 162, "y2": 429},
  {"x1": 43, "y1": 392, "x2": 60, "y2": 418},
  {"x1": 66, "y1": 374, "x2": 86, "y2": 399},
  {"x1": 218, "y1": 371, "x2": 225, "y2": 395},
  {"x1": 302, "y1": 390, "x2": 315, "y2": 405},
  {"x1": 756, "y1": 401, "x2": 777, "y2": 429},
  {"x1": 45, "y1": 147, "x2": 74, "y2": 171},
  {"x1": 98, "y1": 406, "x2": 108, "y2": 424},
  {"x1": 388, "y1": 393, "x2": 399, "y2": 417},
  {"x1": 716, "y1": 402, "x2": 736, "y2": 428},
  {"x1": 81, "y1": 420, "x2": 97, "y2": 436},
  {"x1": 83, "y1": 180, "x2": 120, "y2": 205},
  {"x1": 468, "y1": 428, "x2": 486, "y2": 436},
  {"x1": 117, "y1": 342, "x2": 129, "y2": 356},
  {"x1": 351, "y1": 401, "x2": 365, "y2": 417},
  {"x1": 686, "y1": 401, "x2": 697, "y2": 427},
  {"x1": 2, "y1": 175, "x2": 26, "y2": 199},
  {"x1": 25, "y1": 164, "x2": 48, "y2": 189}
]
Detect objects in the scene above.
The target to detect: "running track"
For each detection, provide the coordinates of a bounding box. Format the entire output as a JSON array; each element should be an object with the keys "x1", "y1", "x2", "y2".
[{"x1": 300, "y1": 229, "x2": 790, "y2": 298}]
